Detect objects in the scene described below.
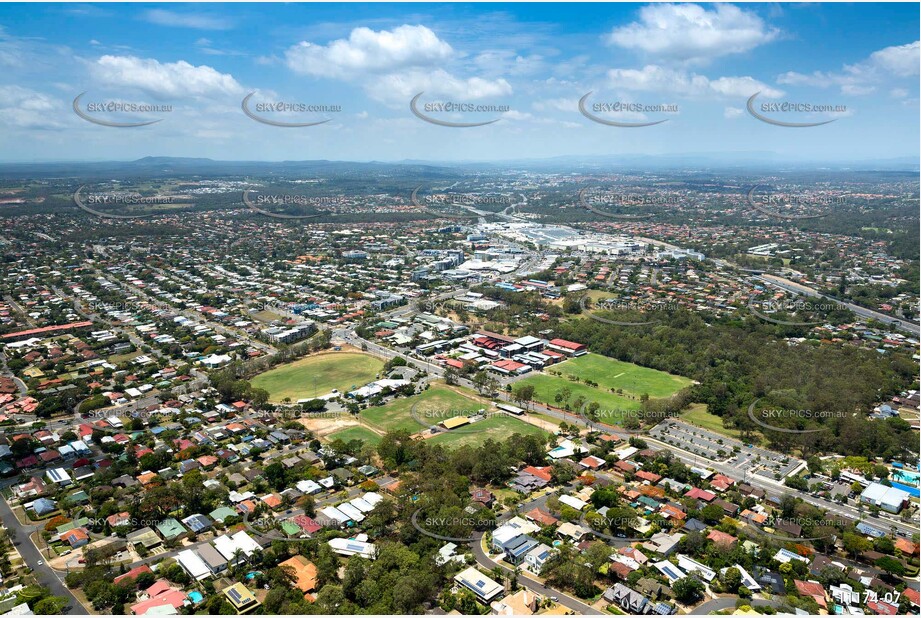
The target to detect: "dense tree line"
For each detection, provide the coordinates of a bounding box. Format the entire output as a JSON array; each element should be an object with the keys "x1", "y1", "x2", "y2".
[{"x1": 555, "y1": 310, "x2": 918, "y2": 460}]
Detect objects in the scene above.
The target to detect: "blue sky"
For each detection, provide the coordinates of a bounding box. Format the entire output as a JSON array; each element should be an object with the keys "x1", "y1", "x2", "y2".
[{"x1": 0, "y1": 2, "x2": 918, "y2": 162}]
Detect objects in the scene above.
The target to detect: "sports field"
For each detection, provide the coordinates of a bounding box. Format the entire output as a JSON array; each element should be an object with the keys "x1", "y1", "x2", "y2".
[
  {"x1": 552, "y1": 353, "x2": 693, "y2": 398},
  {"x1": 516, "y1": 353, "x2": 693, "y2": 424},
  {"x1": 326, "y1": 426, "x2": 382, "y2": 446},
  {"x1": 251, "y1": 352, "x2": 384, "y2": 403},
  {"x1": 361, "y1": 384, "x2": 490, "y2": 434},
  {"x1": 429, "y1": 415, "x2": 549, "y2": 449},
  {"x1": 516, "y1": 373, "x2": 641, "y2": 423}
]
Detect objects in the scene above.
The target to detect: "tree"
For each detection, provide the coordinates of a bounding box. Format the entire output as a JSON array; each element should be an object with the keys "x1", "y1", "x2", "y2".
[
  {"x1": 875, "y1": 556, "x2": 905, "y2": 577},
  {"x1": 512, "y1": 384, "x2": 536, "y2": 408},
  {"x1": 842, "y1": 531, "x2": 871, "y2": 557},
  {"x1": 33, "y1": 597, "x2": 69, "y2": 615},
  {"x1": 721, "y1": 567, "x2": 742, "y2": 593},
  {"x1": 673, "y1": 576, "x2": 705, "y2": 603}
]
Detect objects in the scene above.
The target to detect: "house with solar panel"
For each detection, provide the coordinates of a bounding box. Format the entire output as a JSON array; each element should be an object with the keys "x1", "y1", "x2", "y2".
[
  {"x1": 223, "y1": 582, "x2": 260, "y2": 614},
  {"x1": 453, "y1": 566, "x2": 504, "y2": 603}
]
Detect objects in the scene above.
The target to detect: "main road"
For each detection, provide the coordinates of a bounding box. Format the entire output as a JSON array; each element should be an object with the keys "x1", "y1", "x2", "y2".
[{"x1": 0, "y1": 496, "x2": 85, "y2": 614}]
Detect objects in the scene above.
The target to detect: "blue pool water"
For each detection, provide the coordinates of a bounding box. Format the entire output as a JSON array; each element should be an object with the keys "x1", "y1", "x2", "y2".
[
  {"x1": 187, "y1": 591, "x2": 203, "y2": 603},
  {"x1": 890, "y1": 481, "x2": 920, "y2": 497},
  {"x1": 891, "y1": 469, "x2": 920, "y2": 486}
]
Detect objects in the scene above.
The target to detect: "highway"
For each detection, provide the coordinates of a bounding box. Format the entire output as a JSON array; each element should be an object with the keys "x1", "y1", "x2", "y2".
[{"x1": 753, "y1": 274, "x2": 920, "y2": 335}]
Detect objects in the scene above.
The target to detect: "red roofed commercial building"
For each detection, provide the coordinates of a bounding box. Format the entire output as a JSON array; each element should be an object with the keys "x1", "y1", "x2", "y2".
[
  {"x1": 547, "y1": 339, "x2": 588, "y2": 356},
  {"x1": 1, "y1": 321, "x2": 93, "y2": 340},
  {"x1": 489, "y1": 359, "x2": 531, "y2": 375}
]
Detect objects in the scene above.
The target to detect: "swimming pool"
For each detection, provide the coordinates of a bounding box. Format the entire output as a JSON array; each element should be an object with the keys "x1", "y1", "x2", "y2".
[
  {"x1": 187, "y1": 591, "x2": 203, "y2": 604},
  {"x1": 891, "y1": 469, "x2": 920, "y2": 487}
]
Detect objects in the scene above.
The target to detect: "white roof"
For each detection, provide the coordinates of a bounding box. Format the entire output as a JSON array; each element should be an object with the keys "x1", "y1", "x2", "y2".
[
  {"x1": 349, "y1": 498, "x2": 375, "y2": 513},
  {"x1": 320, "y1": 506, "x2": 350, "y2": 524},
  {"x1": 212, "y1": 531, "x2": 261, "y2": 560},
  {"x1": 176, "y1": 549, "x2": 211, "y2": 580},
  {"x1": 559, "y1": 495, "x2": 588, "y2": 511},
  {"x1": 861, "y1": 482, "x2": 910, "y2": 507},
  {"x1": 296, "y1": 479, "x2": 322, "y2": 494},
  {"x1": 362, "y1": 492, "x2": 383, "y2": 506},
  {"x1": 337, "y1": 502, "x2": 365, "y2": 522},
  {"x1": 328, "y1": 537, "x2": 376, "y2": 559}
]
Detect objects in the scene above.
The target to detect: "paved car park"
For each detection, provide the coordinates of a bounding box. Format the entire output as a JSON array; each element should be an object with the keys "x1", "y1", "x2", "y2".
[{"x1": 650, "y1": 419, "x2": 802, "y2": 479}]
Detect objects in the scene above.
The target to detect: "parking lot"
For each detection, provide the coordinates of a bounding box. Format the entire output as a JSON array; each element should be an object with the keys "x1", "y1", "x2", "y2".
[{"x1": 650, "y1": 419, "x2": 802, "y2": 479}]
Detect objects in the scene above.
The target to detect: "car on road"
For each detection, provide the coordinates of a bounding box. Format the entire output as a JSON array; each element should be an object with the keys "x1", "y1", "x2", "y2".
[{"x1": 36, "y1": 560, "x2": 43, "y2": 566}]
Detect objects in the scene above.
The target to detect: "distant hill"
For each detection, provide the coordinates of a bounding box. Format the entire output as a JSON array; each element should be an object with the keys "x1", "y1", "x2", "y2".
[{"x1": 0, "y1": 153, "x2": 915, "y2": 179}]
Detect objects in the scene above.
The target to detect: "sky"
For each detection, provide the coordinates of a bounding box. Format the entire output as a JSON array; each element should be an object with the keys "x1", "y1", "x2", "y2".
[{"x1": 0, "y1": 2, "x2": 918, "y2": 163}]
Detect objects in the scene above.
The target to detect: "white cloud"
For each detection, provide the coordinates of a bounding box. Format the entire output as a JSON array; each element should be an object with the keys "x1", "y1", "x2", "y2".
[
  {"x1": 608, "y1": 4, "x2": 779, "y2": 64},
  {"x1": 606, "y1": 64, "x2": 782, "y2": 98},
  {"x1": 91, "y1": 55, "x2": 243, "y2": 99},
  {"x1": 285, "y1": 25, "x2": 453, "y2": 79},
  {"x1": 0, "y1": 85, "x2": 66, "y2": 129},
  {"x1": 861, "y1": 41, "x2": 920, "y2": 77},
  {"x1": 142, "y1": 9, "x2": 233, "y2": 31},
  {"x1": 724, "y1": 106, "x2": 744, "y2": 119},
  {"x1": 778, "y1": 40, "x2": 919, "y2": 95},
  {"x1": 367, "y1": 68, "x2": 511, "y2": 105}
]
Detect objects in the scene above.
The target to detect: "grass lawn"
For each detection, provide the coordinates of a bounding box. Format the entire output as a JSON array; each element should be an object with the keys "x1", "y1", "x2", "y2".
[
  {"x1": 680, "y1": 403, "x2": 762, "y2": 443},
  {"x1": 551, "y1": 353, "x2": 693, "y2": 398},
  {"x1": 108, "y1": 351, "x2": 142, "y2": 364},
  {"x1": 252, "y1": 309, "x2": 284, "y2": 323},
  {"x1": 428, "y1": 415, "x2": 549, "y2": 449},
  {"x1": 361, "y1": 384, "x2": 489, "y2": 433},
  {"x1": 252, "y1": 352, "x2": 384, "y2": 403},
  {"x1": 516, "y1": 373, "x2": 642, "y2": 423},
  {"x1": 326, "y1": 426, "x2": 381, "y2": 446}
]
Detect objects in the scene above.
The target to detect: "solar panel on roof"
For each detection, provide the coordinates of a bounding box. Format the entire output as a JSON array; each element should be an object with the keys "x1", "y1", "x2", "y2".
[{"x1": 227, "y1": 589, "x2": 243, "y2": 603}]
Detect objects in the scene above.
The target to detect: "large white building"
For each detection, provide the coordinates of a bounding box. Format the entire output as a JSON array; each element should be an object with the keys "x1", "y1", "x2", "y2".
[{"x1": 860, "y1": 482, "x2": 911, "y2": 513}]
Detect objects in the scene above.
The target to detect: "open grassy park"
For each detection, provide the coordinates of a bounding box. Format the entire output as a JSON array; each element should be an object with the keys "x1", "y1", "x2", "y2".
[
  {"x1": 428, "y1": 415, "x2": 549, "y2": 449},
  {"x1": 361, "y1": 384, "x2": 489, "y2": 434},
  {"x1": 326, "y1": 425, "x2": 382, "y2": 446},
  {"x1": 516, "y1": 353, "x2": 694, "y2": 424},
  {"x1": 360, "y1": 384, "x2": 549, "y2": 449},
  {"x1": 252, "y1": 351, "x2": 384, "y2": 403}
]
